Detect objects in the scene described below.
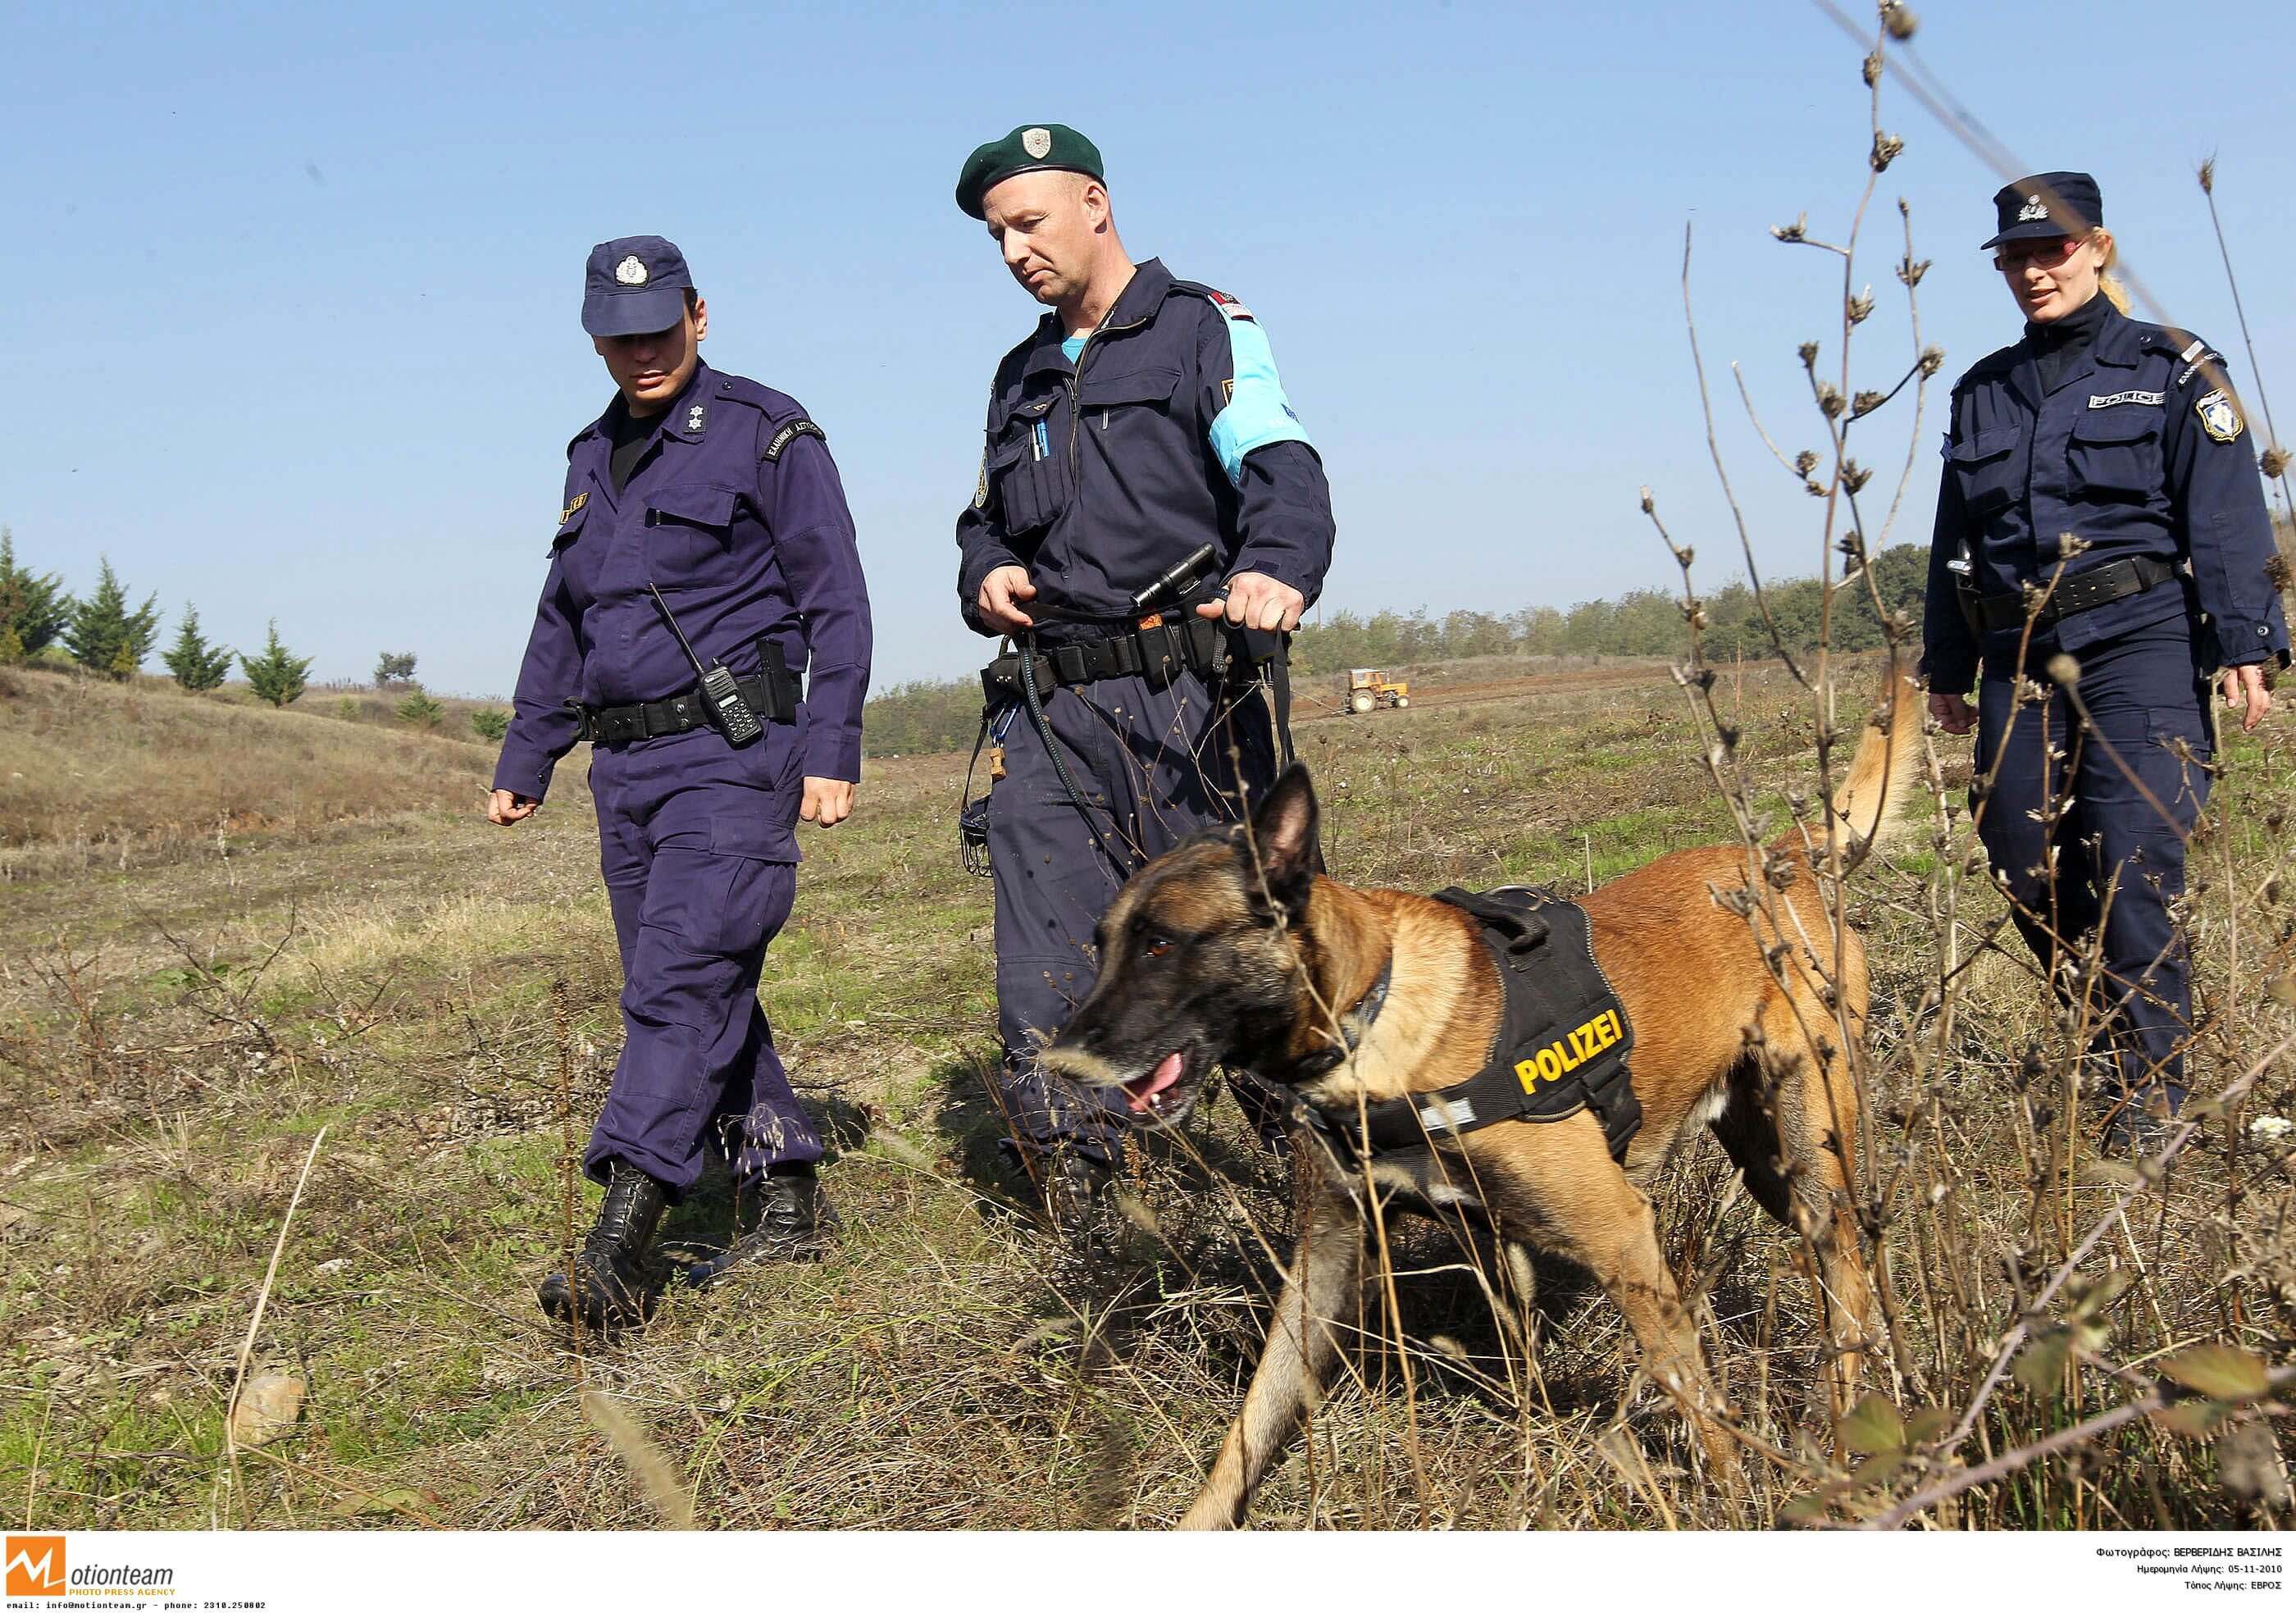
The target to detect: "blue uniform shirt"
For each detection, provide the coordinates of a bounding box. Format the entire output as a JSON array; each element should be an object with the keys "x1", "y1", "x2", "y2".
[
  {"x1": 494, "y1": 361, "x2": 873, "y2": 797},
  {"x1": 1922, "y1": 304, "x2": 2289, "y2": 693},
  {"x1": 955, "y1": 257, "x2": 1336, "y2": 629}
]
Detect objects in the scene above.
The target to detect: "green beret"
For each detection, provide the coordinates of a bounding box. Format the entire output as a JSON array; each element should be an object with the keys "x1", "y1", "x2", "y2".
[{"x1": 955, "y1": 124, "x2": 1105, "y2": 219}]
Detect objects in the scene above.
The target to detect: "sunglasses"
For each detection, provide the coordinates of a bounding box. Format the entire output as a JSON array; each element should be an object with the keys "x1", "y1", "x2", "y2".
[{"x1": 1993, "y1": 235, "x2": 2084, "y2": 272}]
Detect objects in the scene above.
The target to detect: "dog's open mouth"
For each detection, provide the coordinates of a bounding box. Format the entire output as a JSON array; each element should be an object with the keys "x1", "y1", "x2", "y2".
[{"x1": 1122, "y1": 1048, "x2": 1205, "y2": 1120}]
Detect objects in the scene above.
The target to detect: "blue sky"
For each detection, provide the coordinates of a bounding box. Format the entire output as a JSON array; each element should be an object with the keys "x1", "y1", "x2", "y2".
[{"x1": 3, "y1": 1, "x2": 2289, "y2": 698}]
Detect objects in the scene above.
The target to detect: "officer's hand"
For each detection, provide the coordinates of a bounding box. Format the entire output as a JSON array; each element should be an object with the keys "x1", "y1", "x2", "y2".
[
  {"x1": 1200, "y1": 571, "x2": 1305, "y2": 633},
  {"x1": 2219, "y1": 663, "x2": 2274, "y2": 733},
  {"x1": 1927, "y1": 691, "x2": 1977, "y2": 736},
  {"x1": 802, "y1": 777, "x2": 854, "y2": 829},
  {"x1": 487, "y1": 789, "x2": 539, "y2": 826},
  {"x1": 977, "y1": 565, "x2": 1037, "y2": 633}
]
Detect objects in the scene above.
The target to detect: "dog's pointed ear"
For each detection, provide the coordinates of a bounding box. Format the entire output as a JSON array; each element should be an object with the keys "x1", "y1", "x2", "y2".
[{"x1": 1246, "y1": 763, "x2": 1319, "y2": 918}]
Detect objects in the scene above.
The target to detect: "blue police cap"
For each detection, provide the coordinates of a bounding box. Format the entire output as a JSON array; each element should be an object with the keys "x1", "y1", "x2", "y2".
[
  {"x1": 581, "y1": 235, "x2": 694, "y2": 336},
  {"x1": 1982, "y1": 172, "x2": 2102, "y2": 249}
]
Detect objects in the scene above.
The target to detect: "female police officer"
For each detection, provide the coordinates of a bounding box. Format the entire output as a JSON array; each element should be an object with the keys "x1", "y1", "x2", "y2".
[{"x1": 1921, "y1": 171, "x2": 2288, "y2": 1150}]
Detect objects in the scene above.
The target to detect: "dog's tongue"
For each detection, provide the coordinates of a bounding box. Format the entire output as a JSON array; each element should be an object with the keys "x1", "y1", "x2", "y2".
[{"x1": 1124, "y1": 1051, "x2": 1186, "y2": 1114}]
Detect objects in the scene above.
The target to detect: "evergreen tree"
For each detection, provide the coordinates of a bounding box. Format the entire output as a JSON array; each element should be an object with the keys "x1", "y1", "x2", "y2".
[
  {"x1": 395, "y1": 689, "x2": 444, "y2": 728},
  {"x1": 239, "y1": 620, "x2": 313, "y2": 708},
  {"x1": 0, "y1": 528, "x2": 74, "y2": 663},
  {"x1": 469, "y1": 707, "x2": 510, "y2": 741},
  {"x1": 62, "y1": 556, "x2": 161, "y2": 679},
  {"x1": 162, "y1": 604, "x2": 235, "y2": 691}
]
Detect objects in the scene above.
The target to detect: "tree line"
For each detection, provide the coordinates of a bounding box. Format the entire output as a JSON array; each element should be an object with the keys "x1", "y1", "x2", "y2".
[{"x1": 0, "y1": 530, "x2": 508, "y2": 737}]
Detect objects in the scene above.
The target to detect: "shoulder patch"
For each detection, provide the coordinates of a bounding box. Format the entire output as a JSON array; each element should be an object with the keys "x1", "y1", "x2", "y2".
[
  {"x1": 1205, "y1": 289, "x2": 1255, "y2": 321},
  {"x1": 2195, "y1": 389, "x2": 2244, "y2": 444},
  {"x1": 761, "y1": 418, "x2": 827, "y2": 462},
  {"x1": 2176, "y1": 346, "x2": 2230, "y2": 390}
]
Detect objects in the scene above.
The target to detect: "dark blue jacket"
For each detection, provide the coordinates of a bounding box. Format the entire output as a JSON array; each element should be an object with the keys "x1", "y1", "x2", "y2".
[
  {"x1": 1922, "y1": 304, "x2": 2289, "y2": 693},
  {"x1": 494, "y1": 362, "x2": 872, "y2": 797},
  {"x1": 954, "y1": 257, "x2": 1336, "y2": 631}
]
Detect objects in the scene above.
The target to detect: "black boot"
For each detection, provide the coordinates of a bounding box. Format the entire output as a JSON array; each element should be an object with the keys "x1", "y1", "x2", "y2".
[
  {"x1": 538, "y1": 1162, "x2": 667, "y2": 1330},
  {"x1": 681, "y1": 1165, "x2": 837, "y2": 1288},
  {"x1": 1040, "y1": 1147, "x2": 1117, "y2": 1237}
]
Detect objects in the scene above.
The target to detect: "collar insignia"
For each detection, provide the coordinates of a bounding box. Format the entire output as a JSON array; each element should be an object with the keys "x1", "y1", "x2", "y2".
[
  {"x1": 686, "y1": 403, "x2": 707, "y2": 434},
  {"x1": 558, "y1": 490, "x2": 588, "y2": 525}
]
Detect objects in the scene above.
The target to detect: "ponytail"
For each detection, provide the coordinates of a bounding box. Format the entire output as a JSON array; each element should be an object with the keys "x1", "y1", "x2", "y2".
[{"x1": 2094, "y1": 231, "x2": 2131, "y2": 313}]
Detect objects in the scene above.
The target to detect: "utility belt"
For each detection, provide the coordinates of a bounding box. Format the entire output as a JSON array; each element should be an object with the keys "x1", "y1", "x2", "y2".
[
  {"x1": 1962, "y1": 554, "x2": 2178, "y2": 636},
  {"x1": 979, "y1": 614, "x2": 1279, "y2": 703},
  {"x1": 570, "y1": 637, "x2": 800, "y2": 747}
]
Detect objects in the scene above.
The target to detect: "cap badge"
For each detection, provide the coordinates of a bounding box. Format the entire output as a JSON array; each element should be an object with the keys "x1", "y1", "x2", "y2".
[
  {"x1": 614, "y1": 255, "x2": 649, "y2": 286},
  {"x1": 2016, "y1": 196, "x2": 2049, "y2": 222},
  {"x1": 2195, "y1": 390, "x2": 2244, "y2": 444},
  {"x1": 686, "y1": 403, "x2": 707, "y2": 434},
  {"x1": 1022, "y1": 126, "x2": 1052, "y2": 159}
]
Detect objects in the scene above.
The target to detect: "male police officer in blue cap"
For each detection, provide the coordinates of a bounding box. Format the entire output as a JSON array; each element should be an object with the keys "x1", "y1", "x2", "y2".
[
  {"x1": 953, "y1": 126, "x2": 1337, "y2": 1228},
  {"x1": 490, "y1": 235, "x2": 873, "y2": 1328}
]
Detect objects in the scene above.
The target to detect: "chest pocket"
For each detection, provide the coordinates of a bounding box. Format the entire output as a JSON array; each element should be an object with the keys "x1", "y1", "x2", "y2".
[
  {"x1": 2066, "y1": 408, "x2": 2162, "y2": 501},
  {"x1": 549, "y1": 498, "x2": 590, "y2": 556},
  {"x1": 1947, "y1": 427, "x2": 2023, "y2": 519},
  {"x1": 990, "y1": 395, "x2": 1072, "y2": 538},
  {"x1": 642, "y1": 483, "x2": 741, "y2": 587},
  {"x1": 1078, "y1": 364, "x2": 1182, "y2": 429}
]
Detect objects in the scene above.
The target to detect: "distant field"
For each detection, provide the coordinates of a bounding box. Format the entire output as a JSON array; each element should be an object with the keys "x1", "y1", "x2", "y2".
[{"x1": 1, "y1": 654, "x2": 2290, "y2": 1530}]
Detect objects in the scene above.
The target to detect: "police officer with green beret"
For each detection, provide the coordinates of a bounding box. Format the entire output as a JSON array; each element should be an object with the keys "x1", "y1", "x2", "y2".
[{"x1": 953, "y1": 124, "x2": 1338, "y2": 1229}]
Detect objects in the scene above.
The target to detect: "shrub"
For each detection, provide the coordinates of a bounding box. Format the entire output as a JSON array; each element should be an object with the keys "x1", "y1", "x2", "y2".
[
  {"x1": 469, "y1": 707, "x2": 510, "y2": 741},
  {"x1": 396, "y1": 690, "x2": 444, "y2": 729}
]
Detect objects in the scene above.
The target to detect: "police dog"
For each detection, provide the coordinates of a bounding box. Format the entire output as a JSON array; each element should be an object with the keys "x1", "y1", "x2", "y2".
[{"x1": 1041, "y1": 670, "x2": 1922, "y2": 1529}]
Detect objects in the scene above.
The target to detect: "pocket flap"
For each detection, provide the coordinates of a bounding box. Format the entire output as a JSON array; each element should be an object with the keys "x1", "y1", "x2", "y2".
[
  {"x1": 1948, "y1": 427, "x2": 2019, "y2": 465},
  {"x1": 2070, "y1": 409, "x2": 2161, "y2": 445},
  {"x1": 549, "y1": 496, "x2": 591, "y2": 551},
  {"x1": 709, "y1": 810, "x2": 799, "y2": 863},
  {"x1": 646, "y1": 483, "x2": 739, "y2": 529},
  {"x1": 1081, "y1": 365, "x2": 1182, "y2": 407}
]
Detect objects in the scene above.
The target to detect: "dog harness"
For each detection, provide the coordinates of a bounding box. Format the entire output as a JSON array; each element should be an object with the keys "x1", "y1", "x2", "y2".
[{"x1": 1298, "y1": 886, "x2": 1643, "y2": 1164}]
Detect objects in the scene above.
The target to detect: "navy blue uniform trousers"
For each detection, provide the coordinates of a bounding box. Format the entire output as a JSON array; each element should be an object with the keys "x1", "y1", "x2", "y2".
[
  {"x1": 1974, "y1": 620, "x2": 2215, "y2": 1097},
  {"x1": 584, "y1": 718, "x2": 824, "y2": 1196},
  {"x1": 987, "y1": 648, "x2": 1287, "y2": 1162}
]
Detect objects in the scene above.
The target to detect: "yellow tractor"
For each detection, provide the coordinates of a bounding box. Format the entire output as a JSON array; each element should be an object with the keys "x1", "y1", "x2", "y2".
[{"x1": 1345, "y1": 668, "x2": 1410, "y2": 714}]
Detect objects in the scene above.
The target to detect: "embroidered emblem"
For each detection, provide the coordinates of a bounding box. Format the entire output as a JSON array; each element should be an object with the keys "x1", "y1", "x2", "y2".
[
  {"x1": 558, "y1": 490, "x2": 588, "y2": 525},
  {"x1": 2088, "y1": 390, "x2": 2163, "y2": 409},
  {"x1": 2016, "y1": 195, "x2": 2049, "y2": 222},
  {"x1": 614, "y1": 255, "x2": 648, "y2": 286},
  {"x1": 686, "y1": 403, "x2": 707, "y2": 434},
  {"x1": 973, "y1": 451, "x2": 989, "y2": 510},
  {"x1": 1206, "y1": 289, "x2": 1255, "y2": 321},
  {"x1": 1021, "y1": 127, "x2": 1052, "y2": 159},
  {"x1": 2196, "y1": 390, "x2": 2244, "y2": 444},
  {"x1": 761, "y1": 419, "x2": 827, "y2": 462},
  {"x1": 1222, "y1": 377, "x2": 1235, "y2": 406}
]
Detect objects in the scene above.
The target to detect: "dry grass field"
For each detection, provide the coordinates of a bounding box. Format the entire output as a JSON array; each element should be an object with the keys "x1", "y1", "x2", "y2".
[{"x1": 2, "y1": 654, "x2": 2292, "y2": 1531}]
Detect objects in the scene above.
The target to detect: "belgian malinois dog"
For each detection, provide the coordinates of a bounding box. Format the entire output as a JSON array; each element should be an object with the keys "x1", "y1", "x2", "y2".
[{"x1": 1042, "y1": 670, "x2": 1922, "y2": 1529}]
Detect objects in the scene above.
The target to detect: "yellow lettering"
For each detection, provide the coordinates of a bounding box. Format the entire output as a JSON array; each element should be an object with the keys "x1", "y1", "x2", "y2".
[{"x1": 1514, "y1": 1057, "x2": 1541, "y2": 1095}]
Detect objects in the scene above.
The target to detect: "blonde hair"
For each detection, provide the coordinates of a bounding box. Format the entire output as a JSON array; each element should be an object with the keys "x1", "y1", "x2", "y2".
[{"x1": 2093, "y1": 230, "x2": 2130, "y2": 313}]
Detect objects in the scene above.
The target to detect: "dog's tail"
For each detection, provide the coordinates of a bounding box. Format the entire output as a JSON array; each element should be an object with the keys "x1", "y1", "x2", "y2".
[{"x1": 1815, "y1": 663, "x2": 1925, "y2": 857}]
